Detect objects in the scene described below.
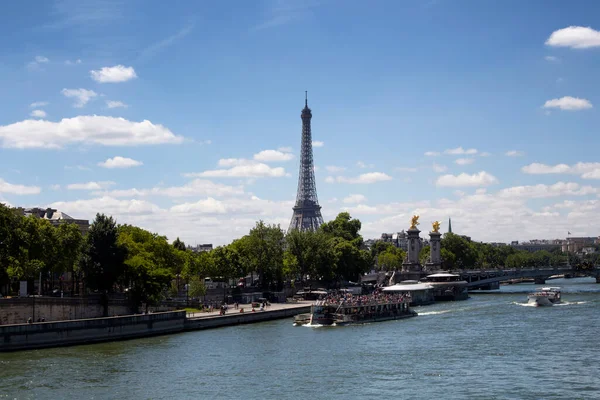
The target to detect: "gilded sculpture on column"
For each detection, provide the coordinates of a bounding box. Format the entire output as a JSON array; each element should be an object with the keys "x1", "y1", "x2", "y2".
[
  {"x1": 432, "y1": 221, "x2": 441, "y2": 233},
  {"x1": 410, "y1": 215, "x2": 420, "y2": 229}
]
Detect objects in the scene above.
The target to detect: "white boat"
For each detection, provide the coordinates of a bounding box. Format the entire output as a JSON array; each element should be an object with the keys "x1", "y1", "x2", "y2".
[{"x1": 527, "y1": 287, "x2": 561, "y2": 307}]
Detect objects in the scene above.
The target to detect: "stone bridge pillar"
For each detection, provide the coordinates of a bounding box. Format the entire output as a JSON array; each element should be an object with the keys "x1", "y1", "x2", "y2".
[
  {"x1": 596, "y1": 276, "x2": 600, "y2": 284},
  {"x1": 534, "y1": 277, "x2": 546, "y2": 285},
  {"x1": 425, "y1": 231, "x2": 442, "y2": 272},
  {"x1": 402, "y1": 227, "x2": 422, "y2": 280}
]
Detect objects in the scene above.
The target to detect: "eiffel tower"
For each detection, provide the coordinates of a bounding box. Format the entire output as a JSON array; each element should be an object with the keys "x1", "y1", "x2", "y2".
[{"x1": 288, "y1": 92, "x2": 324, "y2": 232}]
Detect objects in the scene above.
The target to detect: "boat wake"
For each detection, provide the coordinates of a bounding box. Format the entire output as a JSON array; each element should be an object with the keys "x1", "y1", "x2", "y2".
[
  {"x1": 554, "y1": 301, "x2": 588, "y2": 306},
  {"x1": 418, "y1": 310, "x2": 453, "y2": 316},
  {"x1": 512, "y1": 302, "x2": 537, "y2": 307},
  {"x1": 512, "y1": 301, "x2": 588, "y2": 307}
]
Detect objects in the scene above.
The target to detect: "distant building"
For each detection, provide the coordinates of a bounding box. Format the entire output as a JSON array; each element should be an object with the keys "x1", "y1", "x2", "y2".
[
  {"x1": 379, "y1": 230, "x2": 426, "y2": 251},
  {"x1": 562, "y1": 237, "x2": 597, "y2": 253},
  {"x1": 488, "y1": 242, "x2": 507, "y2": 247},
  {"x1": 19, "y1": 207, "x2": 89, "y2": 235},
  {"x1": 511, "y1": 242, "x2": 559, "y2": 253},
  {"x1": 187, "y1": 244, "x2": 213, "y2": 253}
]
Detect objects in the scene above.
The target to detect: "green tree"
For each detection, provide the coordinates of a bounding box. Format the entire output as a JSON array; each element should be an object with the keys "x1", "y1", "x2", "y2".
[
  {"x1": 187, "y1": 275, "x2": 207, "y2": 300},
  {"x1": 377, "y1": 246, "x2": 406, "y2": 271},
  {"x1": 441, "y1": 233, "x2": 477, "y2": 269},
  {"x1": 80, "y1": 214, "x2": 127, "y2": 316},
  {"x1": 172, "y1": 237, "x2": 186, "y2": 252},
  {"x1": 320, "y1": 212, "x2": 362, "y2": 244},
  {"x1": 419, "y1": 245, "x2": 430, "y2": 266},
  {"x1": 55, "y1": 223, "x2": 83, "y2": 295},
  {"x1": 245, "y1": 221, "x2": 284, "y2": 290},
  {"x1": 285, "y1": 229, "x2": 330, "y2": 282}
]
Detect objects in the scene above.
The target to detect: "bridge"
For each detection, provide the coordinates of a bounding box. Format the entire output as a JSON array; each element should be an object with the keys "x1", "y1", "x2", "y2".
[{"x1": 454, "y1": 267, "x2": 600, "y2": 290}]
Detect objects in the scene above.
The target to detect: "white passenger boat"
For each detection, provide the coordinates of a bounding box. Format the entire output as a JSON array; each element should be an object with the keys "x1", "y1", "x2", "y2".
[
  {"x1": 294, "y1": 292, "x2": 416, "y2": 326},
  {"x1": 527, "y1": 287, "x2": 561, "y2": 307}
]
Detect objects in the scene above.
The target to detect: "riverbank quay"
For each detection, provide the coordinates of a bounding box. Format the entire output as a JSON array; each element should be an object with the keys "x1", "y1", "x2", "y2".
[
  {"x1": 0, "y1": 302, "x2": 312, "y2": 352},
  {"x1": 184, "y1": 302, "x2": 311, "y2": 331}
]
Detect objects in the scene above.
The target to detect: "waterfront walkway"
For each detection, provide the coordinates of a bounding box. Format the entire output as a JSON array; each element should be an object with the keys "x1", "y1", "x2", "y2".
[{"x1": 186, "y1": 301, "x2": 312, "y2": 319}]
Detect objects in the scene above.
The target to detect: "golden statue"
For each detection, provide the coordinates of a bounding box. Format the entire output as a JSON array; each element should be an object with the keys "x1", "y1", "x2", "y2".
[
  {"x1": 432, "y1": 221, "x2": 441, "y2": 233},
  {"x1": 410, "y1": 215, "x2": 420, "y2": 229}
]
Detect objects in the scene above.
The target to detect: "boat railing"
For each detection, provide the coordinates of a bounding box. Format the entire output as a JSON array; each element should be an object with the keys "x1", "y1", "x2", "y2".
[{"x1": 316, "y1": 298, "x2": 411, "y2": 307}]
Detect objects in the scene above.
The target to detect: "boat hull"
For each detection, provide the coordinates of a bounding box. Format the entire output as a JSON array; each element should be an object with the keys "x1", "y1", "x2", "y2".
[
  {"x1": 527, "y1": 296, "x2": 559, "y2": 307},
  {"x1": 334, "y1": 311, "x2": 417, "y2": 326}
]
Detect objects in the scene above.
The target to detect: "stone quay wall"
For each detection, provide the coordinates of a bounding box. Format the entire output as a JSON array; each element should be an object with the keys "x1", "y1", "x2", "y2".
[
  {"x1": 0, "y1": 311, "x2": 186, "y2": 352},
  {"x1": 0, "y1": 297, "x2": 131, "y2": 325},
  {"x1": 184, "y1": 305, "x2": 310, "y2": 331}
]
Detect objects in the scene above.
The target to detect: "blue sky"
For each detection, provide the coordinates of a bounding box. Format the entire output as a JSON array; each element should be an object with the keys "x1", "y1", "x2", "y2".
[{"x1": 1, "y1": 0, "x2": 600, "y2": 245}]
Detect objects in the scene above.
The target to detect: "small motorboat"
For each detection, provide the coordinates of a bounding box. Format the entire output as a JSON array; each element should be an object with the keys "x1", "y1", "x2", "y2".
[{"x1": 527, "y1": 287, "x2": 561, "y2": 307}]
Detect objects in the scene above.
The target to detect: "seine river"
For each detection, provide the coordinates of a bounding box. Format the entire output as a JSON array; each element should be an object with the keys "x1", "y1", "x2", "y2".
[{"x1": 1, "y1": 277, "x2": 599, "y2": 399}]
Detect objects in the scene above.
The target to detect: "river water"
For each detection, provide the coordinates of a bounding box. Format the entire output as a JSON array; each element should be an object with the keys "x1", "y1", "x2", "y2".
[{"x1": 1, "y1": 277, "x2": 599, "y2": 399}]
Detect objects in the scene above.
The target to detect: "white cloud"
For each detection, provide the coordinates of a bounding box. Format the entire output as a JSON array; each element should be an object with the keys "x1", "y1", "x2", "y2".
[
  {"x1": 325, "y1": 165, "x2": 346, "y2": 173},
  {"x1": 331, "y1": 172, "x2": 392, "y2": 184},
  {"x1": 325, "y1": 176, "x2": 335, "y2": 183},
  {"x1": 497, "y1": 182, "x2": 597, "y2": 199},
  {"x1": 543, "y1": 96, "x2": 592, "y2": 111},
  {"x1": 312, "y1": 141, "x2": 324, "y2": 147},
  {"x1": 94, "y1": 179, "x2": 244, "y2": 198},
  {"x1": 61, "y1": 88, "x2": 98, "y2": 108},
  {"x1": 253, "y1": 149, "x2": 294, "y2": 162},
  {"x1": 432, "y1": 163, "x2": 447, "y2": 173},
  {"x1": 65, "y1": 59, "x2": 82, "y2": 65},
  {"x1": 106, "y1": 100, "x2": 128, "y2": 109},
  {"x1": 0, "y1": 115, "x2": 184, "y2": 149},
  {"x1": 444, "y1": 147, "x2": 478, "y2": 155},
  {"x1": 436, "y1": 171, "x2": 498, "y2": 187},
  {"x1": 47, "y1": 194, "x2": 293, "y2": 245},
  {"x1": 546, "y1": 26, "x2": 600, "y2": 49},
  {"x1": 67, "y1": 181, "x2": 115, "y2": 190},
  {"x1": 522, "y1": 162, "x2": 600, "y2": 179},
  {"x1": 0, "y1": 178, "x2": 41, "y2": 195},
  {"x1": 505, "y1": 150, "x2": 524, "y2": 157},
  {"x1": 277, "y1": 146, "x2": 293, "y2": 153},
  {"x1": 185, "y1": 162, "x2": 286, "y2": 178},
  {"x1": 90, "y1": 65, "x2": 137, "y2": 83},
  {"x1": 30, "y1": 110, "x2": 47, "y2": 119},
  {"x1": 343, "y1": 194, "x2": 367, "y2": 204},
  {"x1": 455, "y1": 158, "x2": 475, "y2": 165},
  {"x1": 356, "y1": 161, "x2": 375, "y2": 169},
  {"x1": 50, "y1": 184, "x2": 61, "y2": 191},
  {"x1": 29, "y1": 101, "x2": 48, "y2": 108},
  {"x1": 27, "y1": 56, "x2": 49, "y2": 70},
  {"x1": 424, "y1": 151, "x2": 440, "y2": 157},
  {"x1": 544, "y1": 55, "x2": 560, "y2": 62},
  {"x1": 479, "y1": 152, "x2": 491, "y2": 157},
  {"x1": 98, "y1": 156, "x2": 143, "y2": 169}
]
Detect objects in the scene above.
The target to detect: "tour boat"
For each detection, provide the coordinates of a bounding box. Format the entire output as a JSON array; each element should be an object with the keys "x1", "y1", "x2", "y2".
[
  {"x1": 294, "y1": 292, "x2": 417, "y2": 326},
  {"x1": 527, "y1": 287, "x2": 562, "y2": 307}
]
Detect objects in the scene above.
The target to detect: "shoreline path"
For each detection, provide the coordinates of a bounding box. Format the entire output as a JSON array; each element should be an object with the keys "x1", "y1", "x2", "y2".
[{"x1": 186, "y1": 301, "x2": 312, "y2": 319}]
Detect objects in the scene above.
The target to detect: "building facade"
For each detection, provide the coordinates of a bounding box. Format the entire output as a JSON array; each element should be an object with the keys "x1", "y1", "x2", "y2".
[{"x1": 20, "y1": 207, "x2": 89, "y2": 236}]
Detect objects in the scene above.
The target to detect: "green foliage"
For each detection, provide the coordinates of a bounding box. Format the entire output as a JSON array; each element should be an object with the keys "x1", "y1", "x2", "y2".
[
  {"x1": 117, "y1": 224, "x2": 185, "y2": 311},
  {"x1": 187, "y1": 276, "x2": 207, "y2": 299},
  {"x1": 320, "y1": 212, "x2": 362, "y2": 245},
  {"x1": 80, "y1": 214, "x2": 127, "y2": 294},
  {"x1": 172, "y1": 237, "x2": 186, "y2": 252},
  {"x1": 370, "y1": 240, "x2": 394, "y2": 260},
  {"x1": 285, "y1": 229, "x2": 330, "y2": 282},
  {"x1": 419, "y1": 245, "x2": 430, "y2": 265},
  {"x1": 377, "y1": 246, "x2": 406, "y2": 271}
]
